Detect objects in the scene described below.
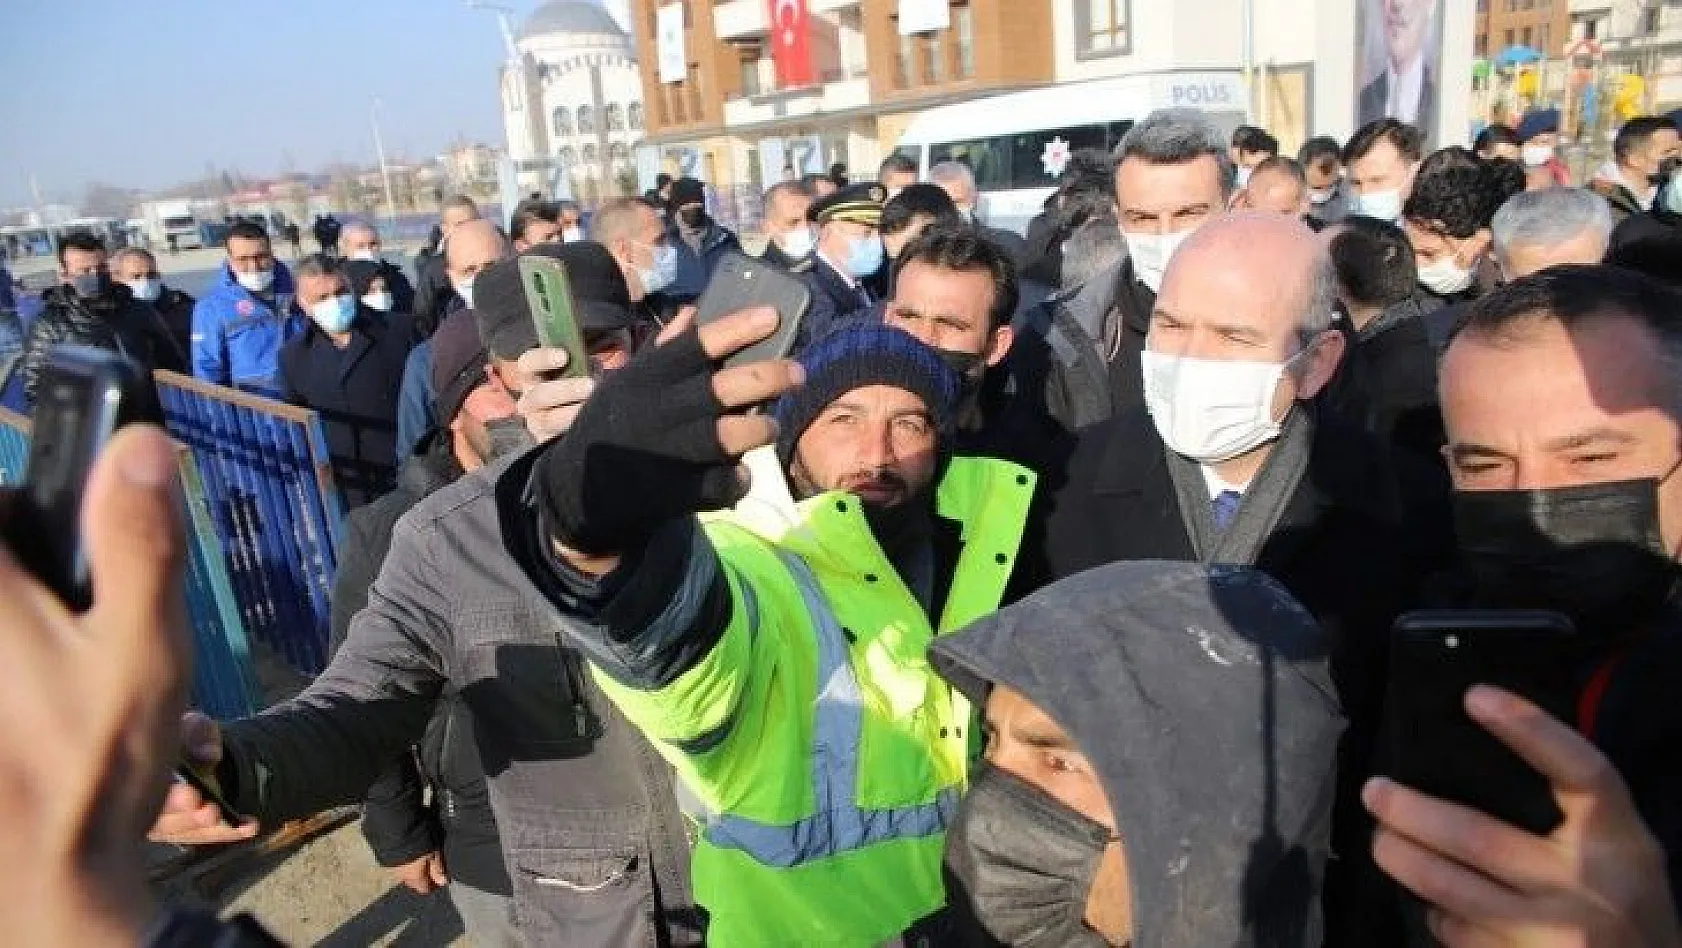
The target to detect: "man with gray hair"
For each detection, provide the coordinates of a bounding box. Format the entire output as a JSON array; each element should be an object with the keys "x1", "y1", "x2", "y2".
[
  {"x1": 1491, "y1": 187, "x2": 1613, "y2": 279},
  {"x1": 758, "y1": 179, "x2": 817, "y2": 273},
  {"x1": 1027, "y1": 210, "x2": 1452, "y2": 947},
  {"x1": 340, "y1": 220, "x2": 416, "y2": 313},
  {"x1": 1041, "y1": 107, "x2": 1236, "y2": 427},
  {"x1": 929, "y1": 159, "x2": 1029, "y2": 264}
]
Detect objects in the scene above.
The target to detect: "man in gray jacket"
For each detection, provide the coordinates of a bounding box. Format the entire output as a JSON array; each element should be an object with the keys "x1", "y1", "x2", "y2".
[{"x1": 148, "y1": 246, "x2": 701, "y2": 948}]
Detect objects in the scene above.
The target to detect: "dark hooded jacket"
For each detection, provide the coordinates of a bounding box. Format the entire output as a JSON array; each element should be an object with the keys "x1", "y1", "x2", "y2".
[{"x1": 930, "y1": 560, "x2": 1346, "y2": 948}]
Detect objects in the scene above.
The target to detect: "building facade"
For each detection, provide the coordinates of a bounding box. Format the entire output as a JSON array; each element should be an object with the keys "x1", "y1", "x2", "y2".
[
  {"x1": 502, "y1": 1, "x2": 647, "y2": 202},
  {"x1": 1477, "y1": 0, "x2": 1572, "y2": 58},
  {"x1": 627, "y1": 0, "x2": 1474, "y2": 230}
]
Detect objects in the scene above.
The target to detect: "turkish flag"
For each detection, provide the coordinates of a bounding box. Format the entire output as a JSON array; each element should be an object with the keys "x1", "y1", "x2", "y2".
[{"x1": 768, "y1": 0, "x2": 813, "y2": 88}]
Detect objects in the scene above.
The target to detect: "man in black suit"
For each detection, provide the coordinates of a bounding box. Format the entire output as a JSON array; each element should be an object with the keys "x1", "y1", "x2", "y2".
[
  {"x1": 1025, "y1": 210, "x2": 1450, "y2": 947},
  {"x1": 1359, "y1": 0, "x2": 1437, "y2": 130},
  {"x1": 797, "y1": 182, "x2": 887, "y2": 348}
]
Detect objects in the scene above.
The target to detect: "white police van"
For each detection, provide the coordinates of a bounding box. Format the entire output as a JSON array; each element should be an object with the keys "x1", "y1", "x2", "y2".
[{"x1": 892, "y1": 71, "x2": 1250, "y2": 234}]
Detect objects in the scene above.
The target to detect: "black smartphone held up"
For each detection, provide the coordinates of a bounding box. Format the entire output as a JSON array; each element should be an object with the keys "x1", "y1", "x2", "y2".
[
  {"x1": 4, "y1": 345, "x2": 160, "y2": 611},
  {"x1": 693, "y1": 251, "x2": 811, "y2": 369},
  {"x1": 1385, "y1": 610, "x2": 1581, "y2": 837}
]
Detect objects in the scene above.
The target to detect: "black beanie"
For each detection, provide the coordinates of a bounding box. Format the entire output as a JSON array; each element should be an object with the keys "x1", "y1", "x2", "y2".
[{"x1": 772, "y1": 323, "x2": 960, "y2": 466}]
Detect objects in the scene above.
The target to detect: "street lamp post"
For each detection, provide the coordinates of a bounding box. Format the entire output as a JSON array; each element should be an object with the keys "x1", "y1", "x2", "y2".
[{"x1": 370, "y1": 97, "x2": 398, "y2": 231}]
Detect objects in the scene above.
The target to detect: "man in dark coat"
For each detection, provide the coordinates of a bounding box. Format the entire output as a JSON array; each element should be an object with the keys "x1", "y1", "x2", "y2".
[
  {"x1": 1025, "y1": 213, "x2": 1452, "y2": 947},
  {"x1": 18, "y1": 231, "x2": 184, "y2": 404},
  {"x1": 1429, "y1": 265, "x2": 1682, "y2": 918},
  {"x1": 662, "y1": 177, "x2": 741, "y2": 304},
  {"x1": 111, "y1": 247, "x2": 195, "y2": 360},
  {"x1": 932, "y1": 561, "x2": 1346, "y2": 947},
  {"x1": 798, "y1": 182, "x2": 887, "y2": 348},
  {"x1": 929, "y1": 159, "x2": 1028, "y2": 265},
  {"x1": 1028, "y1": 108, "x2": 1235, "y2": 431},
  {"x1": 411, "y1": 196, "x2": 483, "y2": 338},
  {"x1": 341, "y1": 221, "x2": 417, "y2": 314},
  {"x1": 279, "y1": 255, "x2": 414, "y2": 507},
  {"x1": 757, "y1": 180, "x2": 817, "y2": 275},
  {"x1": 1323, "y1": 216, "x2": 1444, "y2": 462}
]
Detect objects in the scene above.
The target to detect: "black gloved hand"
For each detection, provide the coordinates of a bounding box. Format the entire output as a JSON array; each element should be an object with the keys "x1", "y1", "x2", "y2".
[{"x1": 535, "y1": 312, "x2": 796, "y2": 557}]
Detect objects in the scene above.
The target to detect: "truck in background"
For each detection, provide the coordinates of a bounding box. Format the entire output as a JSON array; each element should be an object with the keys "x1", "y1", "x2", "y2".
[{"x1": 140, "y1": 199, "x2": 222, "y2": 252}]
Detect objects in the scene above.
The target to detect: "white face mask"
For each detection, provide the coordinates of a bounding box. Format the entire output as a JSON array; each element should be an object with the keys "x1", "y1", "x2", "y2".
[
  {"x1": 310, "y1": 294, "x2": 358, "y2": 334},
  {"x1": 1141, "y1": 345, "x2": 1310, "y2": 463},
  {"x1": 125, "y1": 278, "x2": 162, "y2": 302},
  {"x1": 1521, "y1": 144, "x2": 1554, "y2": 168},
  {"x1": 1352, "y1": 188, "x2": 1405, "y2": 222},
  {"x1": 1125, "y1": 228, "x2": 1195, "y2": 294},
  {"x1": 348, "y1": 248, "x2": 380, "y2": 262},
  {"x1": 1308, "y1": 188, "x2": 1335, "y2": 206},
  {"x1": 562, "y1": 226, "x2": 585, "y2": 243},
  {"x1": 1235, "y1": 166, "x2": 1254, "y2": 189},
  {"x1": 236, "y1": 268, "x2": 275, "y2": 293},
  {"x1": 453, "y1": 278, "x2": 476, "y2": 310},
  {"x1": 361, "y1": 291, "x2": 395, "y2": 312},
  {"x1": 1417, "y1": 253, "x2": 1475, "y2": 296},
  {"x1": 776, "y1": 225, "x2": 815, "y2": 260}
]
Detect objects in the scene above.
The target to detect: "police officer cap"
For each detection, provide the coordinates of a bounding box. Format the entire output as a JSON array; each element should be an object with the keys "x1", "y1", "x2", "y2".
[{"x1": 807, "y1": 183, "x2": 886, "y2": 227}]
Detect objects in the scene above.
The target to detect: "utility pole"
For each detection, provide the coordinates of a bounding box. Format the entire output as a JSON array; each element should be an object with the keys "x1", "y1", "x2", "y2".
[{"x1": 371, "y1": 97, "x2": 398, "y2": 228}]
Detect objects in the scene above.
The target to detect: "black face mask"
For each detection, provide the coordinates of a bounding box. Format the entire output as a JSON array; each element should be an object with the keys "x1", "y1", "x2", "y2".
[
  {"x1": 1652, "y1": 157, "x2": 1681, "y2": 187},
  {"x1": 678, "y1": 206, "x2": 709, "y2": 230},
  {"x1": 483, "y1": 417, "x2": 537, "y2": 465},
  {"x1": 1454, "y1": 475, "x2": 1680, "y2": 639},
  {"x1": 945, "y1": 763, "x2": 1117, "y2": 948}
]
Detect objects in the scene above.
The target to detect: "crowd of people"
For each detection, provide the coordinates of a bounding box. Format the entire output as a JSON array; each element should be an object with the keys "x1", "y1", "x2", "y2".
[{"x1": 3, "y1": 102, "x2": 1682, "y2": 948}]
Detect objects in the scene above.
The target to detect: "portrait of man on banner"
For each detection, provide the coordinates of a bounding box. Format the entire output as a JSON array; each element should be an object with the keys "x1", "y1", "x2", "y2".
[{"x1": 1357, "y1": 0, "x2": 1443, "y2": 135}]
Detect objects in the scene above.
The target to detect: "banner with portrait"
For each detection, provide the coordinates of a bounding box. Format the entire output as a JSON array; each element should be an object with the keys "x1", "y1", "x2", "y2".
[{"x1": 1356, "y1": 0, "x2": 1444, "y2": 142}]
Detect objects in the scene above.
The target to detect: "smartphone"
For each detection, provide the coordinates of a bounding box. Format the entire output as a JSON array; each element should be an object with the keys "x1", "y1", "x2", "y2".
[
  {"x1": 519, "y1": 254, "x2": 591, "y2": 380},
  {"x1": 3, "y1": 346, "x2": 159, "y2": 611},
  {"x1": 1385, "y1": 610, "x2": 1581, "y2": 836},
  {"x1": 175, "y1": 761, "x2": 243, "y2": 827},
  {"x1": 693, "y1": 251, "x2": 811, "y2": 369}
]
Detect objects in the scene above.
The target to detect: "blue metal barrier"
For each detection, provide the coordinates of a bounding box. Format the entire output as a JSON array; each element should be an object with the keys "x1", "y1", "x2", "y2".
[
  {"x1": 153, "y1": 371, "x2": 345, "y2": 677},
  {"x1": 0, "y1": 407, "x2": 260, "y2": 719}
]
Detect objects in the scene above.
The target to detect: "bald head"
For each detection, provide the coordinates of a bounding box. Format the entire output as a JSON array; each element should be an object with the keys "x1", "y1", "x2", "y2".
[
  {"x1": 1148, "y1": 212, "x2": 1347, "y2": 477},
  {"x1": 1158, "y1": 212, "x2": 1339, "y2": 353},
  {"x1": 446, "y1": 219, "x2": 510, "y2": 283}
]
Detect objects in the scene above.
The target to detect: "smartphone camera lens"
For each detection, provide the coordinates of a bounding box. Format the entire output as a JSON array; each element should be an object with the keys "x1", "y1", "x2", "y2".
[{"x1": 1444, "y1": 634, "x2": 1460, "y2": 649}]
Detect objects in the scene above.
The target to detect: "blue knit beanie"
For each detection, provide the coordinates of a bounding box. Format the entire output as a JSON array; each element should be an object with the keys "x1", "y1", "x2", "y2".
[{"x1": 773, "y1": 323, "x2": 960, "y2": 465}]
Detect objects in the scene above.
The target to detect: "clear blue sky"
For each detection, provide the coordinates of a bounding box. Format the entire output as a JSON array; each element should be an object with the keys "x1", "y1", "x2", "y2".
[{"x1": 0, "y1": 0, "x2": 578, "y2": 208}]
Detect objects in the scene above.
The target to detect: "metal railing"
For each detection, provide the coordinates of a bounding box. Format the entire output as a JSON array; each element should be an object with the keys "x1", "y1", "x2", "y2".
[
  {"x1": 0, "y1": 407, "x2": 261, "y2": 719},
  {"x1": 153, "y1": 371, "x2": 346, "y2": 677}
]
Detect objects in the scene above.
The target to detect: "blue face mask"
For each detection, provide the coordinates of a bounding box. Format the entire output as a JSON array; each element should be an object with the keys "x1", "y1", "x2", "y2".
[
  {"x1": 638, "y1": 243, "x2": 679, "y2": 295},
  {"x1": 844, "y1": 233, "x2": 885, "y2": 279},
  {"x1": 310, "y1": 294, "x2": 358, "y2": 333}
]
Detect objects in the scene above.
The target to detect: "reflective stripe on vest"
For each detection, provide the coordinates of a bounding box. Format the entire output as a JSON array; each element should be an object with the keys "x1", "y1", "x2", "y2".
[{"x1": 698, "y1": 549, "x2": 957, "y2": 868}]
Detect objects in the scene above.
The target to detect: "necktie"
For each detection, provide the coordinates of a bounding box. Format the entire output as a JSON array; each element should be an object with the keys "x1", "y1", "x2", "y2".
[{"x1": 1210, "y1": 490, "x2": 1243, "y2": 533}]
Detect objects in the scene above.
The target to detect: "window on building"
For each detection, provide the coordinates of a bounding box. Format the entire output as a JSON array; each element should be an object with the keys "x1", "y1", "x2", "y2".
[
  {"x1": 1645, "y1": 6, "x2": 1662, "y2": 33},
  {"x1": 1476, "y1": 0, "x2": 1486, "y2": 11},
  {"x1": 1521, "y1": 25, "x2": 1532, "y2": 46},
  {"x1": 1505, "y1": 28, "x2": 1515, "y2": 45},
  {"x1": 552, "y1": 107, "x2": 573, "y2": 136},
  {"x1": 1586, "y1": 18, "x2": 1597, "y2": 39},
  {"x1": 610, "y1": 142, "x2": 629, "y2": 160},
  {"x1": 739, "y1": 56, "x2": 763, "y2": 97},
  {"x1": 582, "y1": 144, "x2": 598, "y2": 162},
  {"x1": 924, "y1": 32, "x2": 945, "y2": 84},
  {"x1": 1540, "y1": 23, "x2": 1551, "y2": 50},
  {"x1": 606, "y1": 103, "x2": 625, "y2": 131},
  {"x1": 629, "y1": 102, "x2": 644, "y2": 130},
  {"x1": 578, "y1": 105, "x2": 595, "y2": 133},
  {"x1": 1476, "y1": 34, "x2": 1488, "y2": 57},
  {"x1": 1077, "y1": 0, "x2": 1131, "y2": 57},
  {"x1": 1523, "y1": 0, "x2": 1535, "y2": 10},
  {"x1": 955, "y1": 6, "x2": 975, "y2": 79},
  {"x1": 559, "y1": 146, "x2": 577, "y2": 166},
  {"x1": 896, "y1": 33, "x2": 914, "y2": 89}
]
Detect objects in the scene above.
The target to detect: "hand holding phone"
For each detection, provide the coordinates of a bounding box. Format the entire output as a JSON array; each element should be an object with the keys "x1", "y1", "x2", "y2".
[
  {"x1": 693, "y1": 252, "x2": 811, "y2": 369},
  {"x1": 520, "y1": 255, "x2": 591, "y2": 381},
  {"x1": 1385, "y1": 610, "x2": 1582, "y2": 836}
]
